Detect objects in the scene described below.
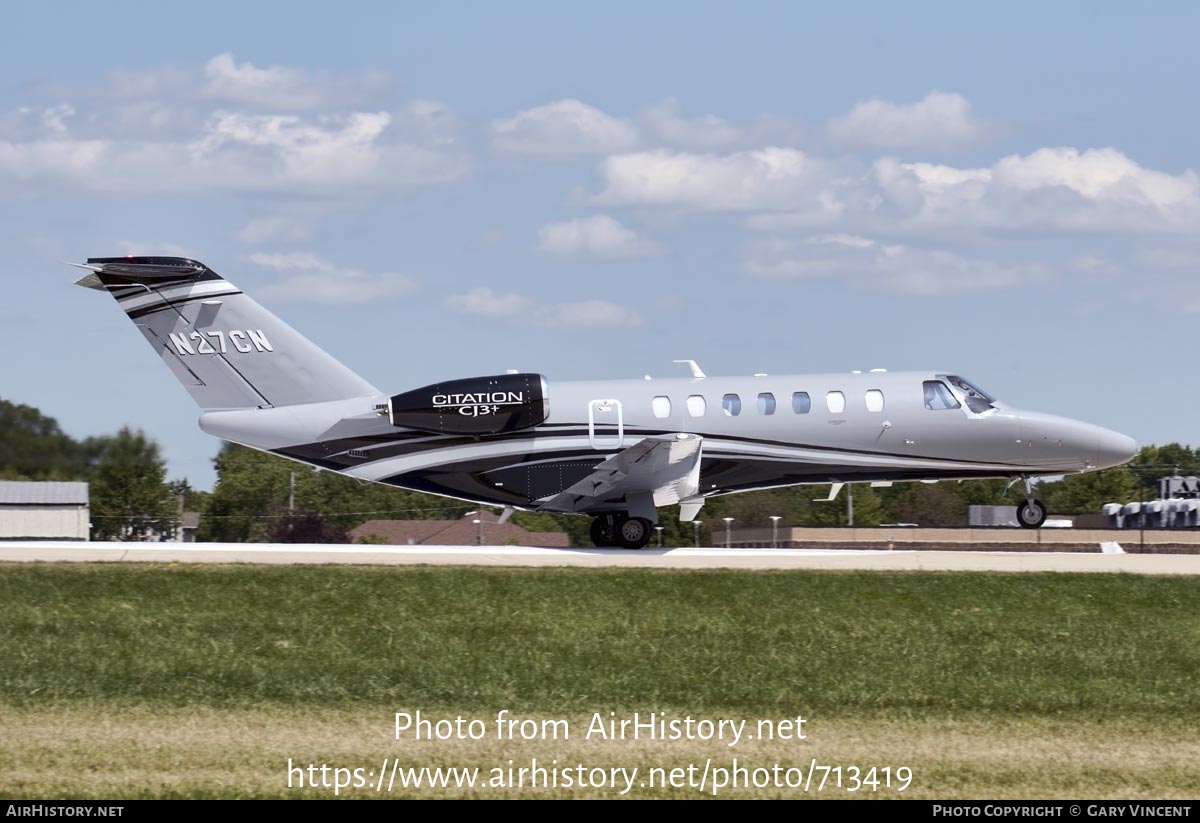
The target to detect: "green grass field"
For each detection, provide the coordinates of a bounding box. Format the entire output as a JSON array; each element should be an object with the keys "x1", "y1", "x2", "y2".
[{"x1": 1, "y1": 563, "x2": 1198, "y2": 798}]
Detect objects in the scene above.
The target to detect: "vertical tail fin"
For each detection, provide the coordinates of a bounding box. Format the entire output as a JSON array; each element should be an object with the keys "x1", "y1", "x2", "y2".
[{"x1": 74, "y1": 256, "x2": 379, "y2": 410}]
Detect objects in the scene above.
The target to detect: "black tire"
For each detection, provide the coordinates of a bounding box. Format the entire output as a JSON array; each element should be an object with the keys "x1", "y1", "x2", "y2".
[
  {"x1": 617, "y1": 516, "x2": 653, "y2": 550},
  {"x1": 1017, "y1": 499, "x2": 1047, "y2": 529},
  {"x1": 590, "y1": 514, "x2": 621, "y2": 547}
]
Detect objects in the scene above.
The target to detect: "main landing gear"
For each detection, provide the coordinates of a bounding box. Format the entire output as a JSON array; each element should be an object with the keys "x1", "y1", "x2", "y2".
[
  {"x1": 590, "y1": 513, "x2": 653, "y2": 549},
  {"x1": 1008, "y1": 476, "x2": 1047, "y2": 529}
]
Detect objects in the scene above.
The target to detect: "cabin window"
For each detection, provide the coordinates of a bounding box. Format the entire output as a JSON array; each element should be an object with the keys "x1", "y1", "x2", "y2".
[
  {"x1": 923, "y1": 380, "x2": 960, "y2": 410},
  {"x1": 652, "y1": 396, "x2": 671, "y2": 418},
  {"x1": 826, "y1": 391, "x2": 846, "y2": 414},
  {"x1": 757, "y1": 392, "x2": 776, "y2": 415},
  {"x1": 722, "y1": 393, "x2": 741, "y2": 416},
  {"x1": 687, "y1": 395, "x2": 707, "y2": 417},
  {"x1": 791, "y1": 392, "x2": 811, "y2": 414},
  {"x1": 865, "y1": 389, "x2": 885, "y2": 412}
]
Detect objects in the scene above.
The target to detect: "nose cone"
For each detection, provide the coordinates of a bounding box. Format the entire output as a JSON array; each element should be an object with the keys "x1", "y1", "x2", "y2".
[
  {"x1": 1095, "y1": 428, "x2": 1137, "y2": 470},
  {"x1": 1018, "y1": 411, "x2": 1137, "y2": 472}
]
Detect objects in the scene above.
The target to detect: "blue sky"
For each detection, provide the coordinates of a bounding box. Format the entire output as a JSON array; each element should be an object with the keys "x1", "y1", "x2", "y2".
[{"x1": 3, "y1": 2, "x2": 1198, "y2": 489}]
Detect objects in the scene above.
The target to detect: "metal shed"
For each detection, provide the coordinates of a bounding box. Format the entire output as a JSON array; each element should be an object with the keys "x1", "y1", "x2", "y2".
[{"x1": 0, "y1": 481, "x2": 90, "y2": 541}]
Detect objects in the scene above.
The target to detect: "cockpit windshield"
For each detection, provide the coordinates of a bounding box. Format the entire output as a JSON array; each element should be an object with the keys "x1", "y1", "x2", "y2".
[{"x1": 942, "y1": 375, "x2": 997, "y2": 414}]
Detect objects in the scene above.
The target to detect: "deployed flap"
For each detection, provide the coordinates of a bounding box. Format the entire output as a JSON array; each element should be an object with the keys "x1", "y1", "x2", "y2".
[{"x1": 536, "y1": 434, "x2": 703, "y2": 515}]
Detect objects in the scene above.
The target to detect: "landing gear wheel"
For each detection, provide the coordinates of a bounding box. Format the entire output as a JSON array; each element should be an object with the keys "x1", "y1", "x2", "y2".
[
  {"x1": 590, "y1": 514, "x2": 621, "y2": 547},
  {"x1": 617, "y1": 516, "x2": 653, "y2": 550},
  {"x1": 1017, "y1": 499, "x2": 1047, "y2": 529}
]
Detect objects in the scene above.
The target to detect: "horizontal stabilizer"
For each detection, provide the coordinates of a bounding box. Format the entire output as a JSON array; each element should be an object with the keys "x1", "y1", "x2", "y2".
[{"x1": 75, "y1": 256, "x2": 208, "y2": 278}]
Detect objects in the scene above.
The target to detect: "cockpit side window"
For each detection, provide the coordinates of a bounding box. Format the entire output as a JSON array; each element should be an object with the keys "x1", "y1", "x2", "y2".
[
  {"x1": 923, "y1": 380, "x2": 960, "y2": 410},
  {"x1": 944, "y1": 375, "x2": 996, "y2": 414}
]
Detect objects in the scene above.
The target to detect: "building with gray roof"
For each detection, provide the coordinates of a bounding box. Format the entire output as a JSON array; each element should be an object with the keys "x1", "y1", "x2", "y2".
[{"x1": 0, "y1": 481, "x2": 90, "y2": 540}]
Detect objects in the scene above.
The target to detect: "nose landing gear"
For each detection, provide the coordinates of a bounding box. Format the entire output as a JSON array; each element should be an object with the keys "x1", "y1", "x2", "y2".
[
  {"x1": 1007, "y1": 476, "x2": 1048, "y2": 529},
  {"x1": 590, "y1": 513, "x2": 654, "y2": 549},
  {"x1": 1016, "y1": 499, "x2": 1047, "y2": 529}
]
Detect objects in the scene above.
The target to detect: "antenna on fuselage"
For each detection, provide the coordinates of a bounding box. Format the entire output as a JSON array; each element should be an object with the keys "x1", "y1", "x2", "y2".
[{"x1": 672, "y1": 359, "x2": 706, "y2": 378}]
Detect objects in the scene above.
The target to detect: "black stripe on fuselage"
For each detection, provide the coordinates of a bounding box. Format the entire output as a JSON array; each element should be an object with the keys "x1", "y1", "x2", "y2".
[
  {"x1": 272, "y1": 425, "x2": 665, "y2": 470},
  {"x1": 273, "y1": 424, "x2": 1026, "y2": 474}
]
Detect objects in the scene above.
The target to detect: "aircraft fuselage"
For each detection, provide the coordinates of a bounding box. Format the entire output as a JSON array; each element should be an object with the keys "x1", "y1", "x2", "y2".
[{"x1": 199, "y1": 368, "x2": 1135, "y2": 515}]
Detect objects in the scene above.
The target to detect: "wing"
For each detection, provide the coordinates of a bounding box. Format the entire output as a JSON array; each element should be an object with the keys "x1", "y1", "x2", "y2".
[{"x1": 535, "y1": 434, "x2": 703, "y2": 519}]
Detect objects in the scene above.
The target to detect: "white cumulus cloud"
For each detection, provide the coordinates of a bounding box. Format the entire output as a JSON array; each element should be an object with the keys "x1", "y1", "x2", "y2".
[
  {"x1": 115, "y1": 240, "x2": 194, "y2": 258},
  {"x1": 595, "y1": 147, "x2": 831, "y2": 212},
  {"x1": 446, "y1": 287, "x2": 642, "y2": 329},
  {"x1": 491, "y1": 99, "x2": 638, "y2": 156},
  {"x1": 34, "y1": 104, "x2": 74, "y2": 136},
  {"x1": 201, "y1": 53, "x2": 387, "y2": 110},
  {"x1": 638, "y1": 99, "x2": 742, "y2": 149},
  {"x1": 445, "y1": 287, "x2": 533, "y2": 318},
  {"x1": 829, "y1": 91, "x2": 982, "y2": 150},
  {"x1": 538, "y1": 299, "x2": 643, "y2": 329},
  {"x1": 250, "y1": 251, "x2": 416, "y2": 303},
  {"x1": 745, "y1": 234, "x2": 1040, "y2": 295},
  {"x1": 536, "y1": 215, "x2": 658, "y2": 258},
  {"x1": 0, "y1": 107, "x2": 466, "y2": 195},
  {"x1": 109, "y1": 64, "x2": 194, "y2": 100},
  {"x1": 236, "y1": 216, "x2": 313, "y2": 245},
  {"x1": 0, "y1": 51, "x2": 465, "y2": 198},
  {"x1": 194, "y1": 111, "x2": 392, "y2": 186},
  {"x1": 873, "y1": 147, "x2": 1200, "y2": 232}
]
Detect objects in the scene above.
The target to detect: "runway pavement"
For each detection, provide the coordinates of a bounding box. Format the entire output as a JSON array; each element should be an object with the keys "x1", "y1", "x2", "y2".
[{"x1": 2, "y1": 541, "x2": 1200, "y2": 574}]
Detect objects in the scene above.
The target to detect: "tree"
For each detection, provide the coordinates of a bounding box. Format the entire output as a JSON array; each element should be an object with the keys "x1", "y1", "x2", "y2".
[
  {"x1": 803, "y1": 484, "x2": 887, "y2": 526},
  {"x1": 0, "y1": 399, "x2": 89, "y2": 480},
  {"x1": 195, "y1": 444, "x2": 296, "y2": 542},
  {"x1": 879, "y1": 483, "x2": 968, "y2": 526},
  {"x1": 1043, "y1": 467, "x2": 1139, "y2": 514},
  {"x1": 1126, "y1": 444, "x2": 1200, "y2": 500},
  {"x1": 197, "y1": 443, "x2": 473, "y2": 543},
  {"x1": 88, "y1": 428, "x2": 179, "y2": 541},
  {"x1": 167, "y1": 478, "x2": 211, "y2": 517}
]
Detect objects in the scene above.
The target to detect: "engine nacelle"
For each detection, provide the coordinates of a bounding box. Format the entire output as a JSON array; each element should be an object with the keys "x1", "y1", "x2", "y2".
[{"x1": 389, "y1": 373, "x2": 549, "y2": 435}]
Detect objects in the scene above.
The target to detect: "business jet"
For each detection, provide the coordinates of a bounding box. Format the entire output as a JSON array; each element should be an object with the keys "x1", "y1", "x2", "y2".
[{"x1": 72, "y1": 256, "x2": 1137, "y2": 549}]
